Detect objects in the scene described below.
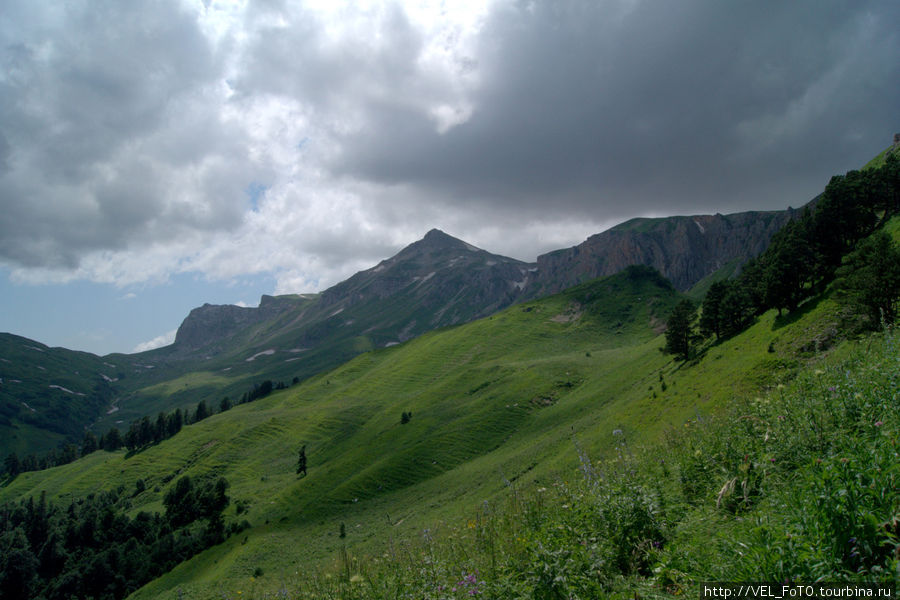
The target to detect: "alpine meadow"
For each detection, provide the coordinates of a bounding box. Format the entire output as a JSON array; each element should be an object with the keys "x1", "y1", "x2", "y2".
[
  {"x1": 2, "y1": 144, "x2": 900, "y2": 598},
  {"x1": 3, "y1": 2, "x2": 900, "y2": 598}
]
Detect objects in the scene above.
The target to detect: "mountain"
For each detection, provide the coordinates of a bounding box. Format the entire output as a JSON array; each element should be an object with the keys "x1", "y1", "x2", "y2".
[
  {"x1": 1, "y1": 210, "x2": 794, "y2": 456},
  {"x1": 172, "y1": 294, "x2": 313, "y2": 353},
  {"x1": 525, "y1": 209, "x2": 796, "y2": 296},
  {"x1": 167, "y1": 229, "x2": 528, "y2": 359},
  {"x1": 0, "y1": 334, "x2": 119, "y2": 456},
  {"x1": 166, "y1": 208, "x2": 794, "y2": 362}
]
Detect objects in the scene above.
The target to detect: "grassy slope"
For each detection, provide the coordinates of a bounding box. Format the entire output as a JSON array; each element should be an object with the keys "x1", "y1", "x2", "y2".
[
  {"x1": 0, "y1": 334, "x2": 119, "y2": 455},
  {"x1": 0, "y1": 263, "x2": 849, "y2": 599}
]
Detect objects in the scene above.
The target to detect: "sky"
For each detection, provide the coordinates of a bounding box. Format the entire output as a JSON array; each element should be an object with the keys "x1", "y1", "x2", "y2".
[{"x1": 1, "y1": 0, "x2": 898, "y2": 355}]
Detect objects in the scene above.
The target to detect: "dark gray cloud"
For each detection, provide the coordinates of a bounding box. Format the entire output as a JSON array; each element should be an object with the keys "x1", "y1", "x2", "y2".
[
  {"x1": 333, "y1": 0, "x2": 900, "y2": 221},
  {"x1": 0, "y1": 0, "x2": 254, "y2": 270},
  {"x1": 1, "y1": 0, "x2": 898, "y2": 287}
]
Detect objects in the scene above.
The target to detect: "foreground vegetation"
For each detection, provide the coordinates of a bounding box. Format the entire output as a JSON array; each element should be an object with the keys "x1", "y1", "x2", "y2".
[{"x1": 241, "y1": 326, "x2": 899, "y2": 599}]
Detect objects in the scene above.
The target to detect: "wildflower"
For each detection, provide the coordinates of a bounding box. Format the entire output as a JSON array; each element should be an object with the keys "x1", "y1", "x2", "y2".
[
  {"x1": 875, "y1": 421, "x2": 884, "y2": 427},
  {"x1": 769, "y1": 458, "x2": 776, "y2": 463}
]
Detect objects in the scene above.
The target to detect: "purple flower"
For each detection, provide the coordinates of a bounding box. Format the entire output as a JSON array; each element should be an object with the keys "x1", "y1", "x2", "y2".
[{"x1": 875, "y1": 421, "x2": 884, "y2": 427}]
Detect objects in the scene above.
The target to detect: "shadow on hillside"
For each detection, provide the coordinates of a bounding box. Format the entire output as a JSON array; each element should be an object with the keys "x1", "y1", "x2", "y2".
[{"x1": 771, "y1": 294, "x2": 825, "y2": 331}]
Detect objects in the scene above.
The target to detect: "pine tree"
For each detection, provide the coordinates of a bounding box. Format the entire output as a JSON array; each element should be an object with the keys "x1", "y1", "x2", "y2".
[
  {"x1": 193, "y1": 400, "x2": 210, "y2": 424},
  {"x1": 100, "y1": 427, "x2": 123, "y2": 451},
  {"x1": 700, "y1": 281, "x2": 728, "y2": 339},
  {"x1": 663, "y1": 299, "x2": 697, "y2": 360},
  {"x1": 4, "y1": 452, "x2": 21, "y2": 477},
  {"x1": 80, "y1": 432, "x2": 98, "y2": 456},
  {"x1": 296, "y1": 445, "x2": 307, "y2": 477},
  {"x1": 837, "y1": 231, "x2": 900, "y2": 326}
]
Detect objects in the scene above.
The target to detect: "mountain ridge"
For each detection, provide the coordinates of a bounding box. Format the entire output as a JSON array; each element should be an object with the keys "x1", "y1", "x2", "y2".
[
  {"x1": 170, "y1": 208, "x2": 795, "y2": 357},
  {"x1": 0, "y1": 210, "x2": 795, "y2": 457}
]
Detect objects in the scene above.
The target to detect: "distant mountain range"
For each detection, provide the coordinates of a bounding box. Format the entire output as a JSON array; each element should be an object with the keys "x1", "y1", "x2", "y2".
[
  {"x1": 169, "y1": 208, "x2": 794, "y2": 357},
  {"x1": 0, "y1": 206, "x2": 796, "y2": 457}
]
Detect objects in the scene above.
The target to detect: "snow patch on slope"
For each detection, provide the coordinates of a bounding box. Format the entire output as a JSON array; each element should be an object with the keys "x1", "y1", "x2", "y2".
[{"x1": 246, "y1": 349, "x2": 276, "y2": 362}]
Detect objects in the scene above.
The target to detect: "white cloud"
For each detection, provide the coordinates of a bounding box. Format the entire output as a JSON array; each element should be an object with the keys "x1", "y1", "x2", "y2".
[{"x1": 132, "y1": 329, "x2": 177, "y2": 353}]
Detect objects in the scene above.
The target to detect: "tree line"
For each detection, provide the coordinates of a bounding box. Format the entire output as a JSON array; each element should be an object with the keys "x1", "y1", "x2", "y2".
[
  {"x1": 0, "y1": 474, "x2": 239, "y2": 600},
  {"x1": 3, "y1": 377, "x2": 297, "y2": 480},
  {"x1": 665, "y1": 153, "x2": 900, "y2": 360}
]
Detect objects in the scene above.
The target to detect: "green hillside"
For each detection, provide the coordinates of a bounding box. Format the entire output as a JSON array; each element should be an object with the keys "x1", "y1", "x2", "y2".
[
  {"x1": 0, "y1": 334, "x2": 119, "y2": 457},
  {"x1": 1, "y1": 261, "x2": 864, "y2": 599}
]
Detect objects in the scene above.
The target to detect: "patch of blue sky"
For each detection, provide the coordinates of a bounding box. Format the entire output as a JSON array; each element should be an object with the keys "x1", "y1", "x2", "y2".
[
  {"x1": 245, "y1": 181, "x2": 268, "y2": 212},
  {"x1": 0, "y1": 269, "x2": 276, "y2": 356}
]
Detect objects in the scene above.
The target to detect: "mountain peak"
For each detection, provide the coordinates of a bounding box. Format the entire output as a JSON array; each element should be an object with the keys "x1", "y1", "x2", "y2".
[{"x1": 419, "y1": 228, "x2": 471, "y2": 250}]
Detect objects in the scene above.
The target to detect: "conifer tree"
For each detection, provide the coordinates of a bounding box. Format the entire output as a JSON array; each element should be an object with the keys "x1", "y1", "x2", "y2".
[
  {"x1": 193, "y1": 400, "x2": 210, "y2": 424},
  {"x1": 80, "y1": 432, "x2": 98, "y2": 456},
  {"x1": 296, "y1": 445, "x2": 307, "y2": 476},
  {"x1": 664, "y1": 299, "x2": 697, "y2": 360},
  {"x1": 838, "y1": 231, "x2": 900, "y2": 326},
  {"x1": 700, "y1": 281, "x2": 728, "y2": 339}
]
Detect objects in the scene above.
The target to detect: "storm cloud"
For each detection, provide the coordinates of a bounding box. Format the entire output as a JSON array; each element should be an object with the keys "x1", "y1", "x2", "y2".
[
  {"x1": 1, "y1": 0, "x2": 898, "y2": 291},
  {"x1": 334, "y1": 1, "x2": 900, "y2": 219}
]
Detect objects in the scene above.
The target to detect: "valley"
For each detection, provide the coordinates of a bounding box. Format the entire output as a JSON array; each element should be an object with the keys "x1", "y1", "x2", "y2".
[{"x1": 1, "y1": 149, "x2": 898, "y2": 598}]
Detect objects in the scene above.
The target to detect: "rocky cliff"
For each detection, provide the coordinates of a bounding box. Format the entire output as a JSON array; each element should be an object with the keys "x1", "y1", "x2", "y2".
[
  {"x1": 524, "y1": 209, "x2": 795, "y2": 296},
  {"x1": 168, "y1": 209, "x2": 793, "y2": 356},
  {"x1": 173, "y1": 294, "x2": 310, "y2": 352}
]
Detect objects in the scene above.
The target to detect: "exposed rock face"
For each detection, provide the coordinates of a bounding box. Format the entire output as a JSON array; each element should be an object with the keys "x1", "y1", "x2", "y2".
[
  {"x1": 173, "y1": 295, "x2": 305, "y2": 352},
  {"x1": 525, "y1": 209, "x2": 795, "y2": 295},
  {"x1": 170, "y1": 209, "x2": 793, "y2": 356}
]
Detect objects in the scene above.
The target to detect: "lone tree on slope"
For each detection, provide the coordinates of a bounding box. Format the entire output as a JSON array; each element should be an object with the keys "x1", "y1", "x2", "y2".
[
  {"x1": 296, "y1": 445, "x2": 307, "y2": 477},
  {"x1": 664, "y1": 299, "x2": 698, "y2": 361}
]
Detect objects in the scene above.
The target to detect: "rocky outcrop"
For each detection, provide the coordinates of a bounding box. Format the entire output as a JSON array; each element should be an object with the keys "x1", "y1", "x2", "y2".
[
  {"x1": 173, "y1": 295, "x2": 306, "y2": 352},
  {"x1": 525, "y1": 209, "x2": 795, "y2": 295}
]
